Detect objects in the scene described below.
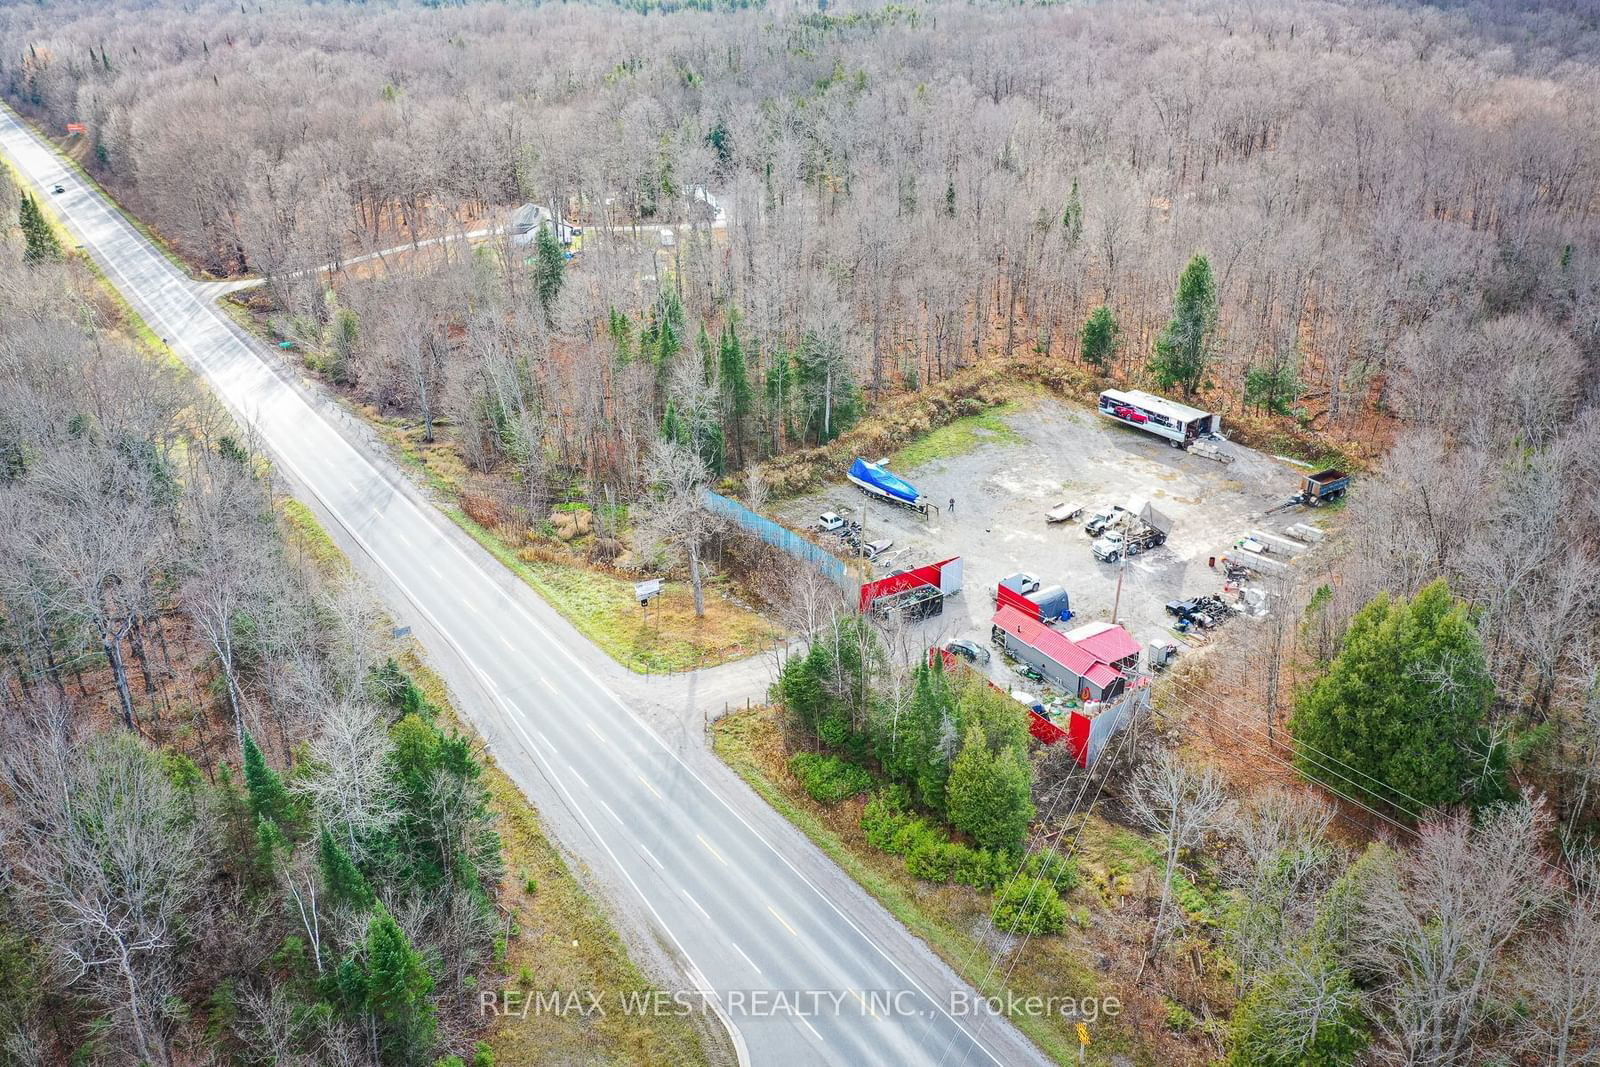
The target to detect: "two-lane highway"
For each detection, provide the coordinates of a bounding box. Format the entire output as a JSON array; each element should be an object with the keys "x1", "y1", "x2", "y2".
[{"x1": 0, "y1": 102, "x2": 1048, "y2": 1067}]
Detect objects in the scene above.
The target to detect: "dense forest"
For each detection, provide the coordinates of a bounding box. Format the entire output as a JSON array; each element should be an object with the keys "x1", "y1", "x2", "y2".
[{"x1": 0, "y1": 165, "x2": 506, "y2": 1064}]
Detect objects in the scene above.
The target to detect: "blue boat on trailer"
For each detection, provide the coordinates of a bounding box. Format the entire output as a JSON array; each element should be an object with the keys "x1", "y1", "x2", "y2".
[{"x1": 847, "y1": 458, "x2": 937, "y2": 515}]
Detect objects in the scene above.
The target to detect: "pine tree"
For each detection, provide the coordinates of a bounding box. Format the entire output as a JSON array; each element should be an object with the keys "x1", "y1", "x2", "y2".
[
  {"x1": 1061, "y1": 178, "x2": 1084, "y2": 246},
  {"x1": 241, "y1": 732, "x2": 291, "y2": 826},
  {"x1": 695, "y1": 322, "x2": 715, "y2": 383},
  {"x1": 1289, "y1": 579, "x2": 1507, "y2": 816},
  {"x1": 763, "y1": 349, "x2": 794, "y2": 453},
  {"x1": 532, "y1": 224, "x2": 564, "y2": 326},
  {"x1": 18, "y1": 193, "x2": 61, "y2": 263},
  {"x1": 1080, "y1": 304, "x2": 1118, "y2": 371},
  {"x1": 364, "y1": 903, "x2": 437, "y2": 1060},
  {"x1": 717, "y1": 317, "x2": 751, "y2": 469},
  {"x1": 319, "y1": 827, "x2": 375, "y2": 911},
  {"x1": 946, "y1": 725, "x2": 1033, "y2": 855},
  {"x1": 1149, "y1": 253, "x2": 1217, "y2": 399},
  {"x1": 607, "y1": 307, "x2": 635, "y2": 367},
  {"x1": 253, "y1": 814, "x2": 288, "y2": 881}
]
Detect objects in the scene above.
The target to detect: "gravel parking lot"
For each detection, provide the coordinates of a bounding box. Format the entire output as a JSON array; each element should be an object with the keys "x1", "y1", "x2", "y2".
[{"x1": 776, "y1": 395, "x2": 1323, "y2": 687}]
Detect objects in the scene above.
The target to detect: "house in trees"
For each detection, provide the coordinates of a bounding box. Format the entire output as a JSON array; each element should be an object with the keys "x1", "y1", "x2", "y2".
[
  {"x1": 690, "y1": 185, "x2": 727, "y2": 227},
  {"x1": 509, "y1": 202, "x2": 580, "y2": 246}
]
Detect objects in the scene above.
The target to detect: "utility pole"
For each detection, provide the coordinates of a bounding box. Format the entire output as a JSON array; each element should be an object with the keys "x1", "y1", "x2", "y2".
[{"x1": 1111, "y1": 515, "x2": 1129, "y2": 625}]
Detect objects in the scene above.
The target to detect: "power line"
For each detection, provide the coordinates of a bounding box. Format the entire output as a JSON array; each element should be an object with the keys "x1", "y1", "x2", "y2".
[{"x1": 954, "y1": 689, "x2": 1149, "y2": 1067}]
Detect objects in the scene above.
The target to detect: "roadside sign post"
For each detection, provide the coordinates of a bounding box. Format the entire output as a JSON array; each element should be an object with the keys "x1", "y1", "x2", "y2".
[
  {"x1": 1076, "y1": 1022, "x2": 1090, "y2": 1063},
  {"x1": 635, "y1": 579, "x2": 662, "y2": 629}
]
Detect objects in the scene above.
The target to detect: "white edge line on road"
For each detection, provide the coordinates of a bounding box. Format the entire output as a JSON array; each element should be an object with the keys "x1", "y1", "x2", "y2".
[
  {"x1": 681, "y1": 888, "x2": 711, "y2": 921},
  {"x1": 731, "y1": 941, "x2": 762, "y2": 976},
  {"x1": 0, "y1": 104, "x2": 1011, "y2": 1067}
]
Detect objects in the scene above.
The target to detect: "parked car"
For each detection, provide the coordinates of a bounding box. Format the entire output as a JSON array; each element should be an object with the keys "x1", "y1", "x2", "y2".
[
  {"x1": 943, "y1": 638, "x2": 991, "y2": 664},
  {"x1": 817, "y1": 511, "x2": 844, "y2": 532},
  {"x1": 860, "y1": 538, "x2": 894, "y2": 560},
  {"x1": 1007, "y1": 572, "x2": 1041, "y2": 595},
  {"x1": 51, "y1": 184, "x2": 64, "y2": 194},
  {"x1": 1165, "y1": 599, "x2": 1200, "y2": 621}
]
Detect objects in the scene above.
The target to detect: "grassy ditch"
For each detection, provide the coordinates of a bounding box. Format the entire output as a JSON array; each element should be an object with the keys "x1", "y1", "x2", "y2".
[
  {"x1": 713, "y1": 706, "x2": 1154, "y2": 1066},
  {"x1": 448, "y1": 508, "x2": 778, "y2": 673}
]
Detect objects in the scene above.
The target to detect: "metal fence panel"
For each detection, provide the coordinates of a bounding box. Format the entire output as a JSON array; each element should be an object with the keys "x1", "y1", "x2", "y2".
[{"x1": 703, "y1": 491, "x2": 850, "y2": 588}]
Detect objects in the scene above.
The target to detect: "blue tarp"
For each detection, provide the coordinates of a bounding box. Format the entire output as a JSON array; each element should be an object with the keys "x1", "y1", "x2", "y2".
[{"x1": 848, "y1": 458, "x2": 921, "y2": 505}]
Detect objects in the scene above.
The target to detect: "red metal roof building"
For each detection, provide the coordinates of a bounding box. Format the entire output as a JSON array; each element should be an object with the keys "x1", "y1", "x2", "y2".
[
  {"x1": 991, "y1": 606, "x2": 1126, "y2": 701},
  {"x1": 1064, "y1": 621, "x2": 1142, "y2": 671}
]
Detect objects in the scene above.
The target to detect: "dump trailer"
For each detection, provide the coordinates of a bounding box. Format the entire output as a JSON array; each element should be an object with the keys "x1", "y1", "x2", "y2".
[
  {"x1": 1092, "y1": 502, "x2": 1173, "y2": 563},
  {"x1": 847, "y1": 458, "x2": 936, "y2": 515},
  {"x1": 1299, "y1": 469, "x2": 1349, "y2": 504},
  {"x1": 1269, "y1": 469, "x2": 1350, "y2": 513}
]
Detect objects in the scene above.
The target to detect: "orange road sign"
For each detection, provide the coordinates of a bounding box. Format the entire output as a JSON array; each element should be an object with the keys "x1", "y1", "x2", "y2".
[{"x1": 65, "y1": 122, "x2": 86, "y2": 134}]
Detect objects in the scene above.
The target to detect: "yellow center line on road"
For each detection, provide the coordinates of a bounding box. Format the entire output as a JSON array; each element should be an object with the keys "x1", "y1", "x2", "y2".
[
  {"x1": 766, "y1": 904, "x2": 798, "y2": 937},
  {"x1": 696, "y1": 833, "x2": 728, "y2": 867},
  {"x1": 636, "y1": 773, "x2": 663, "y2": 800}
]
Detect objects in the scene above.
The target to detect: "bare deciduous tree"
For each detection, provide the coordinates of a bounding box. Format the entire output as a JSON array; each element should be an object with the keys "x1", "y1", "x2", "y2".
[{"x1": 1126, "y1": 749, "x2": 1231, "y2": 954}]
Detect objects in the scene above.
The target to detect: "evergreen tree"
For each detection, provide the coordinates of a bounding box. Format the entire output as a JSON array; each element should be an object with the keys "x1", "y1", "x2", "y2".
[
  {"x1": 607, "y1": 307, "x2": 635, "y2": 367},
  {"x1": 328, "y1": 305, "x2": 359, "y2": 385},
  {"x1": 793, "y1": 330, "x2": 860, "y2": 445},
  {"x1": 319, "y1": 827, "x2": 375, "y2": 911},
  {"x1": 776, "y1": 615, "x2": 880, "y2": 758},
  {"x1": 946, "y1": 725, "x2": 1033, "y2": 855},
  {"x1": 1289, "y1": 579, "x2": 1507, "y2": 816},
  {"x1": 1061, "y1": 178, "x2": 1084, "y2": 246},
  {"x1": 253, "y1": 814, "x2": 288, "y2": 881},
  {"x1": 1080, "y1": 304, "x2": 1118, "y2": 371},
  {"x1": 762, "y1": 348, "x2": 794, "y2": 453},
  {"x1": 1244, "y1": 356, "x2": 1302, "y2": 416},
  {"x1": 19, "y1": 193, "x2": 60, "y2": 263},
  {"x1": 364, "y1": 903, "x2": 437, "y2": 1062},
  {"x1": 531, "y1": 224, "x2": 564, "y2": 326},
  {"x1": 695, "y1": 322, "x2": 715, "y2": 383},
  {"x1": 1227, "y1": 947, "x2": 1368, "y2": 1066},
  {"x1": 717, "y1": 317, "x2": 752, "y2": 469},
  {"x1": 241, "y1": 732, "x2": 291, "y2": 826},
  {"x1": 1149, "y1": 253, "x2": 1218, "y2": 399}
]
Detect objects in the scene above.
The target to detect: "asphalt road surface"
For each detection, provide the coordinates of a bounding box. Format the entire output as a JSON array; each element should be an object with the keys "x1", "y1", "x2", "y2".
[{"x1": 0, "y1": 104, "x2": 1051, "y2": 1067}]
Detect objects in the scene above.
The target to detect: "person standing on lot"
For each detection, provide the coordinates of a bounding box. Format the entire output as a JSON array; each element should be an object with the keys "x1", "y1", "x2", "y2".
[{"x1": 949, "y1": 497, "x2": 956, "y2": 515}]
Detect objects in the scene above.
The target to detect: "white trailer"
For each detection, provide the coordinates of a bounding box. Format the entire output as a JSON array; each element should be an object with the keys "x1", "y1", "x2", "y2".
[{"x1": 1098, "y1": 389, "x2": 1220, "y2": 448}]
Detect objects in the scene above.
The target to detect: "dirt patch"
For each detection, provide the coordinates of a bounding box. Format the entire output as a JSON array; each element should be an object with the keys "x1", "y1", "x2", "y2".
[{"x1": 774, "y1": 392, "x2": 1338, "y2": 689}]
